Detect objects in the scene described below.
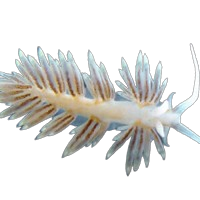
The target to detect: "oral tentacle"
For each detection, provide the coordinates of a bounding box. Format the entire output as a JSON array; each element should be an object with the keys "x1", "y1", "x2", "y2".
[{"x1": 173, "y1": 44, "x2": 200, "y2": 115}]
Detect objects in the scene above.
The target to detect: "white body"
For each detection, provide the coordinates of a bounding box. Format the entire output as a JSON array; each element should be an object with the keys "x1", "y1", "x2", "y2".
[{"x1": 33, "y1": 86, "x2": 179, "y2": 127}]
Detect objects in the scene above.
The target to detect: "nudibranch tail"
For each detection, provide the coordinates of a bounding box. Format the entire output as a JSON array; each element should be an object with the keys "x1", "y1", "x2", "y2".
[{"x1": 0, "y1": 44, "x2": 199, "y2": 175}]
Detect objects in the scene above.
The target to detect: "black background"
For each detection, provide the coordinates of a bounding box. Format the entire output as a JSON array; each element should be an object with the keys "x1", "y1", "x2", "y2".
[{"x1": 0, "y1": 3, "x2": 200, "y2": 199}]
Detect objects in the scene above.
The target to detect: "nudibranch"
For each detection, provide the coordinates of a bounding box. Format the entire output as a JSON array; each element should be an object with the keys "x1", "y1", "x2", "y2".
[{"x1": 0, "y1": 44, "x2": 199, "y2": 175}]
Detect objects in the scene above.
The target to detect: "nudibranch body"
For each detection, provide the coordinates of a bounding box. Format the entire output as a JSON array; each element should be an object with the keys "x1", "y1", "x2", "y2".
[{"x1": 0, "y1": 44, "x2": 199, "y2": 175}]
